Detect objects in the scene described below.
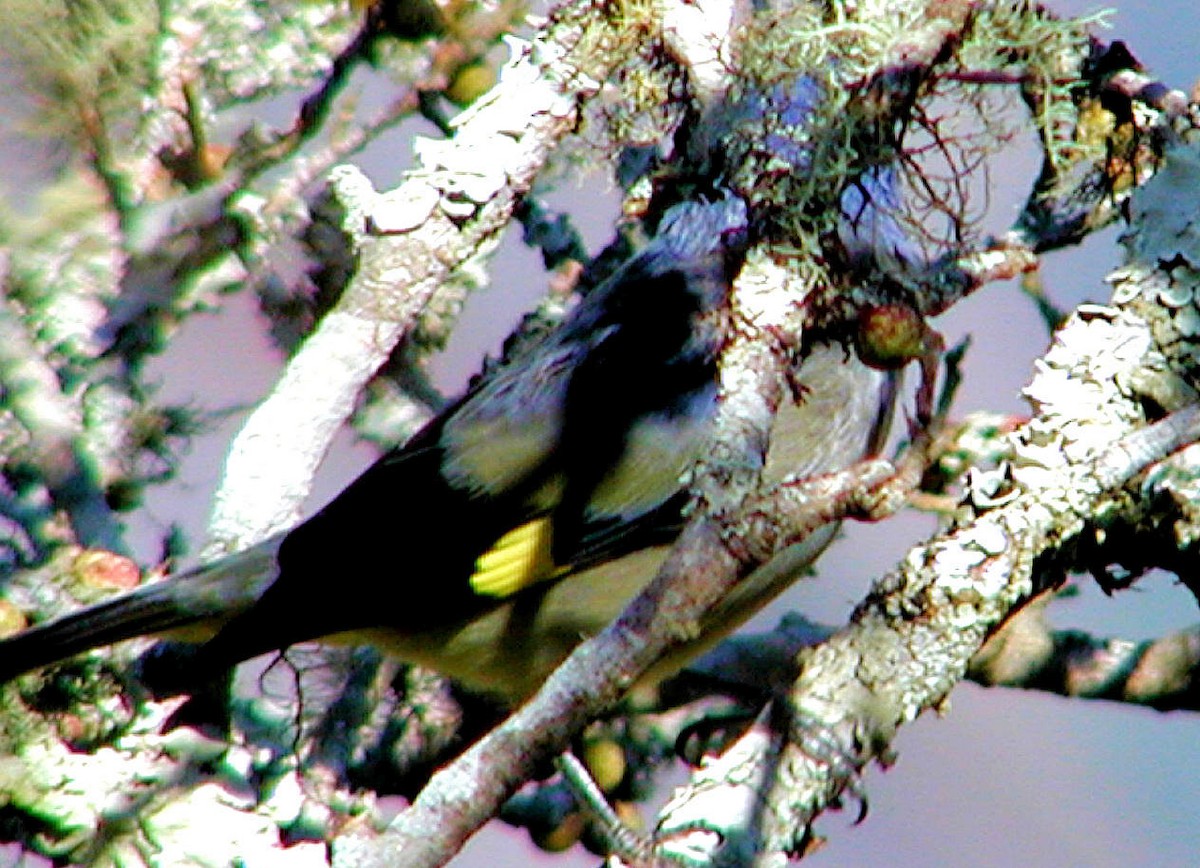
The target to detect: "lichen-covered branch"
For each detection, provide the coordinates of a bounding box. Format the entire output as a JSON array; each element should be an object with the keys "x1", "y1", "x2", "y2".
[
  {"x1": 971, "y1": 596, "x2": 1200, "y2": 711},
  {"x1": 0, "y1": 288, "x2": 120, "y2": 550},
  {"x1": 672, "y1": 594, "x2": 1200, "y2": 718},
  {"x1": 652, "y1": 404, "x2": 1200, "y2": 864}
]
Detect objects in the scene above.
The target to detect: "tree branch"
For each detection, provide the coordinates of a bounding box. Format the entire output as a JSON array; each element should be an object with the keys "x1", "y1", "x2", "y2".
[
  {"x1": 205, "y1": 2, "x2": 622, "y2": 553},
  {"x1": 971, "y1": 596, "x2": 1200, "y2": 711}
]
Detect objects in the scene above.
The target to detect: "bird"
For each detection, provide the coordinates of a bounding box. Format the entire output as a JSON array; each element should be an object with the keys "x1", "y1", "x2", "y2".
[{"x1": 0, "y1": 195, "x2": 894, "y2": 704}]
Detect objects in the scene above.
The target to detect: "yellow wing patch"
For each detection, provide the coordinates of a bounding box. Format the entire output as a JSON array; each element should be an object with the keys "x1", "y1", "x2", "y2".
[{"x1": 471, "y1": 516, "x2": 569, "y2": 598}]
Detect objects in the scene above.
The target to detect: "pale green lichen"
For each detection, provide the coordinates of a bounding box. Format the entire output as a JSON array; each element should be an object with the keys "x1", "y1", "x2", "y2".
[
  {"x1": 711, "y1": 1, "x2": 1099, "y2": 251},
  {"x1": 960, "y1": 1, "x2": 1110, "y2": 173},
  {"x1": 170, "y1": 0, "x2": 355, "y2": 107},
  {"x1": 568, "y1": 1, "x2": 687, "y2": 169},
  {"x1": 0, "y1": 175, "x2": 123, "y2": 367},
  {"x1": 0, "y1": 0, "x2": 161, "y2": 144}
]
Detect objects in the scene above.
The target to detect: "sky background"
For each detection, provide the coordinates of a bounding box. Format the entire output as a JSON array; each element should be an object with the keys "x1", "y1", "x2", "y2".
[{"x1": 3, "y1": 2, "x2": 1200, "y2": 866}]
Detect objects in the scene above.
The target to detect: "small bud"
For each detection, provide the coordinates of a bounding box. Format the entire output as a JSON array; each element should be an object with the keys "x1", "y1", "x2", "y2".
[
  {"x1": 856, "y1": 302, "x2": 928, "y2": 370},
  {"x1": 582, "y1": 736, "x2": 626, "y2": 794},
  {"x1": 0, "y1": 599, "x2": 27, "y2": 638},
  {"x1": 445, "y1": 62, "x2": 495, "y2": 107},
  {"x1": 60, "y1": 714, "x2": 94, "y2": 744},
  {"x1": 72, "y1": 550, "x2": 141, "y2": 591},
  {"x1": 531, "y1": 810, "x2": 585, "y2": 853}
]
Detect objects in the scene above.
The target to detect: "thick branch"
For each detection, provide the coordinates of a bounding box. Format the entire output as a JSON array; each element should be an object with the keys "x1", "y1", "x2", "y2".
[
  {"x1": 0, "y1": 289, "x2": 120, "y2": 550},
  {"x1": 971, "y1": 597, "x2": 1200, "y2": 711}
]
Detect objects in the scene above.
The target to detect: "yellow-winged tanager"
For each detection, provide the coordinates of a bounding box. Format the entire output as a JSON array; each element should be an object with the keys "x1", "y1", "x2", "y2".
[{"x1": 0, "y1": 196, "x2": 893, "y2": 703}]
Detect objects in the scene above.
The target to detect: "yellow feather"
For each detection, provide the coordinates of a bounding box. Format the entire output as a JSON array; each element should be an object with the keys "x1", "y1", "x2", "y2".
[{"x1": 471, "y1": 517, "x2": 567, "y2": 598}]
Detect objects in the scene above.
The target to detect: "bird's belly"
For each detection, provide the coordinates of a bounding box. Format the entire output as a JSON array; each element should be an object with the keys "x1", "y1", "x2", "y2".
[
  {"x1": 347, "y1": 546, "x2": 672, "y2": 702},
  {"x1": 337, "y1": 523, "x2": 839, "y2": 704}
]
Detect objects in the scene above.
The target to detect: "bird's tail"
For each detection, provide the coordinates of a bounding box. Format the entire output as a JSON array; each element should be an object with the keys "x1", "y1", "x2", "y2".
[{"x1": 0, "y1": 536, "x2": 283, "y2": 684}]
